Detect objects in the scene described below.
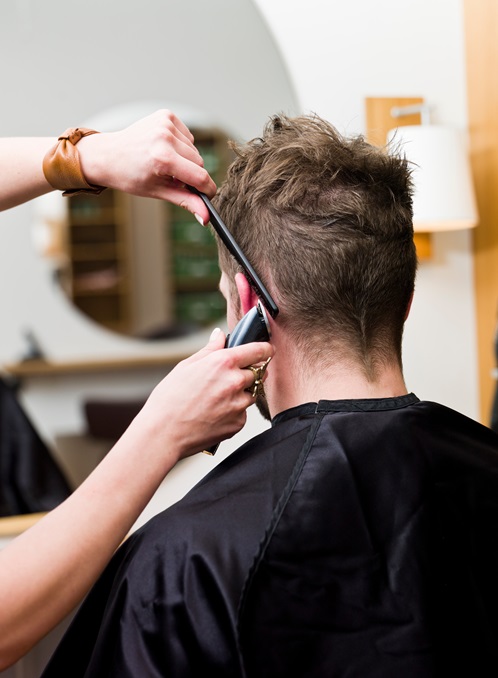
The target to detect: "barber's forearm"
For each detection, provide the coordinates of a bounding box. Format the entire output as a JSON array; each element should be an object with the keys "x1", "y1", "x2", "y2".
[
  {"x1": 0, "y1": 422, "x2": 180, "y2": 671},
  {"x1": 0, "y1": 138, "x2": 55, "y2": 211}
]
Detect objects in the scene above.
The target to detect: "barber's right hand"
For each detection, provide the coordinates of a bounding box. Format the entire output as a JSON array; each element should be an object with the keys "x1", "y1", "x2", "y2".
[{"x1": 131, "y1": 328, "x2": 274, "y2": 466}]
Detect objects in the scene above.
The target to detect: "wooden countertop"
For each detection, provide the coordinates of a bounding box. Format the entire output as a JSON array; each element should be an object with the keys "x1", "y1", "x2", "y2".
[
  {"x1": 0, "y1": 512, "x2": 47, "y2": 537},
  {"x1": 2, "y1": 354, "x2": 189, "y2": 378}
]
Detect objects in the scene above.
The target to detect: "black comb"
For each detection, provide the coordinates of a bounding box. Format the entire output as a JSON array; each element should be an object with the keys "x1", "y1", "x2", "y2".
[{"x1": 187, "y1": 186, "x2": 279, "y2": 319}]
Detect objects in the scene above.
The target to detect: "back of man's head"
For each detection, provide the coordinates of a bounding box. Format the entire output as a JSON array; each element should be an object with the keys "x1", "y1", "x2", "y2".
[{"x1": 214, "y1": 114, "x2": 417, "y2": 379}]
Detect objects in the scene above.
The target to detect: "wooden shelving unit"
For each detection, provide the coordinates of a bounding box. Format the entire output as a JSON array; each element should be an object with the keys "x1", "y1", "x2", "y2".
[
  {"x1": 63, "y1": 189, "x2": 133, "y2": 334},
  {"x1": 166, "y1": 129, "x2": 232, "y2": 329}
]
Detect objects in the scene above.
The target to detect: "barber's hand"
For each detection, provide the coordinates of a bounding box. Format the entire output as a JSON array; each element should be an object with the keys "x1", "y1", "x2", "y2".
[
  {"x1": 78, "y1": 109, "x2": 217, "y2": 224},
  {"x1": 134, "y1": 328, "x2": 274, "y2": 463}
]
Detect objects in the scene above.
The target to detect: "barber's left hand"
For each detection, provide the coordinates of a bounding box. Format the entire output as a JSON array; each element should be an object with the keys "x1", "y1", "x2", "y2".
[{"x1": 78, "y1": 109, "x2": 217, "y2": 224}]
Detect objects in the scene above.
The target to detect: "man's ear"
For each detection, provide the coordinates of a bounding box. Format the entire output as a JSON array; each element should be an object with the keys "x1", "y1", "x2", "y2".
[
  {"x1": 404, "y1": 291, "x2": 414, "y2": 321},
  {"x1": 234, "y1": 272, "x2": 258, "y2": 316}
]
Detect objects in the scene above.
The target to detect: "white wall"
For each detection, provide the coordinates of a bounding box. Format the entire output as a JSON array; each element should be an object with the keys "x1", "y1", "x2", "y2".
[{"x1": 254, "y1": 0, "x2": 479, "y2": 420}]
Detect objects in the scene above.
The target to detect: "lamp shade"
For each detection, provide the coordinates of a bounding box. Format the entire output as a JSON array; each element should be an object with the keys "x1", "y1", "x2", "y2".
[{"x1": 387, "y1": 125, "x2": 478, "y2": 232}]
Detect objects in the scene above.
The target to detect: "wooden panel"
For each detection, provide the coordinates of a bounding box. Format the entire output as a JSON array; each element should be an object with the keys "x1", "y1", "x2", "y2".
[
  {"x1": 2, "y1": 354, "x2": 188, "y2": 378},
  {"x1": 464, "y1": 0, "x2": 498, "y2": 424},
  {"x1": 365, "y1": 96, "x2": 424, "y2": 146},
  {"x1": 364, "y1": 97, "x2": 432, "y2": 259}
]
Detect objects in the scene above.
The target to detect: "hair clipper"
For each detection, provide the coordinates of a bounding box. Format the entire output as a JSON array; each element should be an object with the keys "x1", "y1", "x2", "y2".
[{"x1": 204, "y1": 301, "x2": 271, "y2": 455}]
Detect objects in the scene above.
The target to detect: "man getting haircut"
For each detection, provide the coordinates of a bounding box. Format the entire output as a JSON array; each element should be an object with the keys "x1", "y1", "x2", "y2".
[{"x1": 42, "y1": 115, "x2": 498, "y2": 678}]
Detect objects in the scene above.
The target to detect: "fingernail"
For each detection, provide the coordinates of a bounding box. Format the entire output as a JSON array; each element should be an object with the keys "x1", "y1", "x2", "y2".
[
  {"x1": 210, "y1": 327, "x2": 221, "y2": 341},
  {"x1": 194, "y1": 213, "x2": 206, "y2": 226}
]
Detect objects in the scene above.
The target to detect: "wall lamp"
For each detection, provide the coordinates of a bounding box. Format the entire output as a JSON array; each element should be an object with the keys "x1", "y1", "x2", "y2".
[
  {"x1": 365, "y1": 97, "x2": 479, "y2": 259},
  {"x1": 388, "y1": 103, "x2": 478, "y2": 234}
]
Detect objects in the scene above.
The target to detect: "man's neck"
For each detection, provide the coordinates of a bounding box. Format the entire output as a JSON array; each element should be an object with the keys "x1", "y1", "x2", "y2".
[{"x1": 265, "y1": 335, "x2": 408, "y2": 418}]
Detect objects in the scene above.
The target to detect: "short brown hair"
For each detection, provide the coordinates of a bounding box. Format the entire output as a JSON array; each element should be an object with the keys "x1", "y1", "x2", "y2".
[{"x1": 213, "y1": 114, "x2": 417, "y2": 378}]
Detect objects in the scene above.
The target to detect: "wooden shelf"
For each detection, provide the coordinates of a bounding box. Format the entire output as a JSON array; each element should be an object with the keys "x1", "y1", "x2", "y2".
[
  {"x1": 0, "y1": 512, "x2": 47, "y2": 538},
  {"x1": 3, "y1": 355, "x2": 189, "y2": 378}
]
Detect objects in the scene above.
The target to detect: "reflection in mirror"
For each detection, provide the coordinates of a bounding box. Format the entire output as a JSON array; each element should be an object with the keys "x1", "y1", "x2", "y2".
[{"x1": 37, "y1": 116, "x2": 233, "y2": 340}]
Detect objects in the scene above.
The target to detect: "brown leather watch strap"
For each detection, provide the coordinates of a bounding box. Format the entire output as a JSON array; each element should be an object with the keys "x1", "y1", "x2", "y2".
[{"x1": 42, "y1": 127, "x2": 106, "y2": 196}]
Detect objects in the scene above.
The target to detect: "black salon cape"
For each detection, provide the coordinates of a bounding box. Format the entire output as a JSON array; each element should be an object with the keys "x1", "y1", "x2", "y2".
[{"x1": 41, "y1": 395, "x2": 498, "y2": 678}]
